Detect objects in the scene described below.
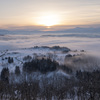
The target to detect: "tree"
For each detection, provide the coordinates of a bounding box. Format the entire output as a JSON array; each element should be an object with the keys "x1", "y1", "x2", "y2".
[
  {"x1": 8, "y1": 57, "x2": 14, "y2": 63},
  {"x1": 15, "y1": 66, "x2": 20, "y2": 76},
  {"x1": 1, "y1": 68, "x2": 9, "y2": 83},
  {"x1": 23, "y1": 58, "x2": 58, "y2": 73}
]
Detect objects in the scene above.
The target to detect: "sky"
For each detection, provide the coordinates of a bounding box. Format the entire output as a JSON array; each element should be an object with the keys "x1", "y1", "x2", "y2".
[{"x1": 0, "y1": 0, "x2": 100, "y2": 30}]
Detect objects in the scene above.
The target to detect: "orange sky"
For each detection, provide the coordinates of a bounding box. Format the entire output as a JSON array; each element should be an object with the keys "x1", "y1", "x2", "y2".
[{"x1": 0, "y1": 0, "x2": 100, "y2": 30}]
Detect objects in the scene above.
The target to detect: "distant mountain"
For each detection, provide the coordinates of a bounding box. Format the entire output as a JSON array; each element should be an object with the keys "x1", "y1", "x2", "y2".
[
  {"x1": 0, "y1": 29, "x2": 10, "y2": 35},
  {"x1": 0, "y1": 27, "x2": 100, "y2": 34},
  {"x1": 0, "y1": 29, "x2": 9, "y2": 32},
  {"x1": 41, "y1": 27, "x2": 100, "y2": 33},
  {"x1": 56, "y1": 27, "x2": 100, "y2": 33}
]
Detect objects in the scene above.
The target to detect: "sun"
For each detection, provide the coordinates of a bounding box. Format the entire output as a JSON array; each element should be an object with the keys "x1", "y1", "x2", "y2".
[
  {"x1": 40, "y1": 15, "x2": 59, "y2": 26},
  {"x1": 37, "y1": 14, "x2": 60, "y2": 27}
]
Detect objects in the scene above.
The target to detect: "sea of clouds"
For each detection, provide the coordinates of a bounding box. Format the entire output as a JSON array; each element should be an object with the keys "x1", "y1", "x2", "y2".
[{"x1": 0, "y1": 32, "x2": 100, "y2": 56}]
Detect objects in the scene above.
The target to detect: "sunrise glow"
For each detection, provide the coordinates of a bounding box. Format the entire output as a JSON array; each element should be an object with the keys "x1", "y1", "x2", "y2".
[{"x1": 36, "y1": 14, "x2": 60, "y2": 26}]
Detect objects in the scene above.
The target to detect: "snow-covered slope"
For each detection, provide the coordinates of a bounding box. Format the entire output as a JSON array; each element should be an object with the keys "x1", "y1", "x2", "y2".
[{"x1": 0, "y1": 46, "x2": 84, "y2": 73}]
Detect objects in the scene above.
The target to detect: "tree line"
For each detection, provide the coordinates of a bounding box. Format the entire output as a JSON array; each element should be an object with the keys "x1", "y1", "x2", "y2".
[{"x1": 0, "y1": 57, "x2": 100, "y2": 100}]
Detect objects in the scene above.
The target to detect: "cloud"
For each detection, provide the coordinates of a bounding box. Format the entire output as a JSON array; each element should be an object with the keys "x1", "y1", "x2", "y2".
[{"x1": 0, "y1": 32, "x2": 100, "y2": 57}]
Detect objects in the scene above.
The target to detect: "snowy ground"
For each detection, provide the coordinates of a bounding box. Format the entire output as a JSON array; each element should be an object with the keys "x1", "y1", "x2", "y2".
[
  {"x1": 0, "y1": 46, "x2": 85, "y2": 73},
  {"x1": 0, "y1": 32, "x2": 100, "y2": 74}
]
